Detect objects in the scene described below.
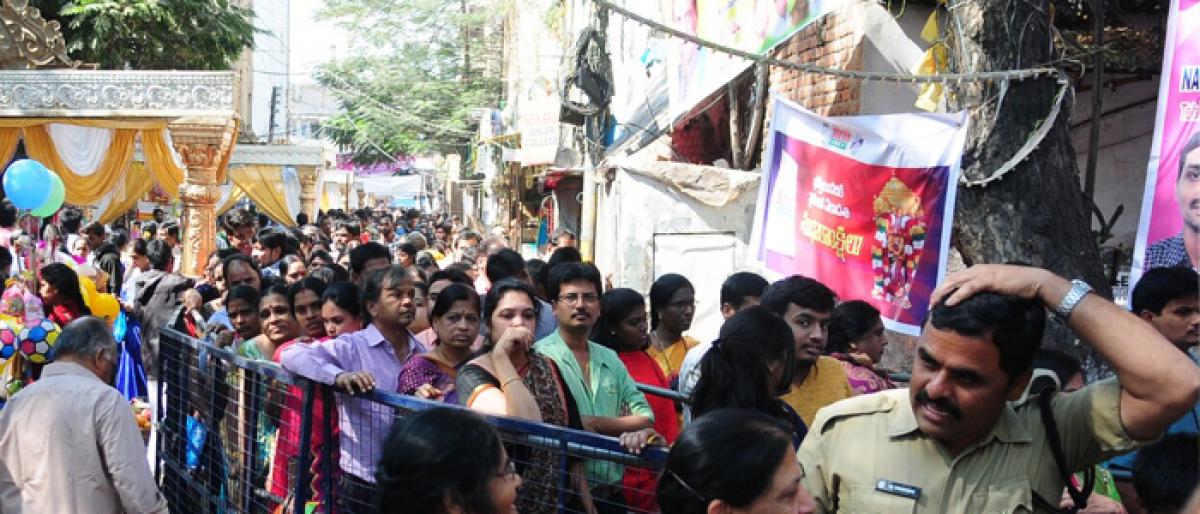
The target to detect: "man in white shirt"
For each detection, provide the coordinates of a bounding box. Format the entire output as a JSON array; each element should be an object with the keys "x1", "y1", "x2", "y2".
[
  {"x1": 0, "y1": 317, "x2": 168, "y2": 514},
  {"x1": 678, "y1": 272, "x2": 768, "y2": 421},
  {"x1": 158, "y1": 222, "x2": 181, "y2": 273}
]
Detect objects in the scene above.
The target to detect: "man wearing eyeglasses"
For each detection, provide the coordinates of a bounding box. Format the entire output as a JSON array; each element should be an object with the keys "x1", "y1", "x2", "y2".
[{"x1": 533, "y1": 262, "x2": 657, "y2": 514}]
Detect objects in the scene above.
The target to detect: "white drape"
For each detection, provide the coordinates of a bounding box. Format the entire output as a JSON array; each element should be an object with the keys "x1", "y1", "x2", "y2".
[
  {"x1": 160, "y1": 129, "x2": 187, "y2": 170},
  {"x1": 282, "y1": 166, "x2": 302, "y2": 222},
  {"x1": 216, "y1": 183, "x2": 234, "y2": 209},
  {"x1": 90, "y1": 174, "x2": 120, "y2": 220},
  {"x1": 315, "y1": 173, "x2": 325, "y2": 216},
  {"x1": 47, "y1": 123, "x2": 112, "y2": 176}
]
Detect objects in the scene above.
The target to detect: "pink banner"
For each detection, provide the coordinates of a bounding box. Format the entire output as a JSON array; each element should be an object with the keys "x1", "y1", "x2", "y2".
[
  {"x1": 1134, "y1": 0, "x2": 1200, "y2": 276},
  {"x1": 336, "y1": 154, "x2": 414, "y2": 176},
  {"x1": 749, "y1": 98, "x2": 967, "y2": 335}
]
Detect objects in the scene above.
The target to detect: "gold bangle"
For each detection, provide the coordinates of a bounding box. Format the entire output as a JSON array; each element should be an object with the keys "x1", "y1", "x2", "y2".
[
  {"x1": 500, "y1": 376, "x2": 521, "y2": 389},
  {"x1": 646, "y1": 433, "x2": 661, "y2": 445}
]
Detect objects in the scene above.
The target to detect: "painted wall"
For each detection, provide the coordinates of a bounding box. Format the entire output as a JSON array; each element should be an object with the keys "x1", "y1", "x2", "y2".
[{"x1": 1071, "y1": 78, "x2": 1159, "y2": 251}]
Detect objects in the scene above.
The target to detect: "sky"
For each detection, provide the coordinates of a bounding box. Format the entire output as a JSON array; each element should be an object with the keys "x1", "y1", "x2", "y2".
[{"x1": 289, "y1": 0, "x2": 351, "y2": 84}]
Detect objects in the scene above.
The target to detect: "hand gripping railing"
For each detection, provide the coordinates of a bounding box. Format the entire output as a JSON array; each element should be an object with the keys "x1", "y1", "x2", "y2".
[{"x1": 156, "y1": 327, "x2": 670, "y2": 514}]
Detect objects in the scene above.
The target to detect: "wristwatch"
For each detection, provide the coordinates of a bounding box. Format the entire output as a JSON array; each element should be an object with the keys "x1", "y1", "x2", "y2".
[{"x1": 1054, "y1": 279, "x2": 1093, "y2": 321}]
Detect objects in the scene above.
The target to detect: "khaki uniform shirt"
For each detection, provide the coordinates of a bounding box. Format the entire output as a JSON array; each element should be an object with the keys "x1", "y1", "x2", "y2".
[
  {"x1": 798, "y1": 378, "x2": 1146, "y2": 513},
  {"x1": 0, "y1": 362, "x2": 167, "y2": 514}
]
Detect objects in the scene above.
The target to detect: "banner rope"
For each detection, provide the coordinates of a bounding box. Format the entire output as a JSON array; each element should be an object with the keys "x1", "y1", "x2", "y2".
[
  {"x1": 960, "y1": 75, "x2": 1069, "y2": 187},
  {"x1": 597, "y1": 0, "x2": 1072, "y2": 187}
]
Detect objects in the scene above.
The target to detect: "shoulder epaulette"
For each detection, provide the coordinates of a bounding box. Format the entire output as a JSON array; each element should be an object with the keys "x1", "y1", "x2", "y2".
[{"x1": 812, "y1": 389, "x2": 903, "y2": 434}]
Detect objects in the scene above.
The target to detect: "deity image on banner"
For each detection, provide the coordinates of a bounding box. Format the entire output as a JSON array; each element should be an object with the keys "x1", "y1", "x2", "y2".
[{"x1": 871, "y1": 175, "x2": 926, "y2": 310}]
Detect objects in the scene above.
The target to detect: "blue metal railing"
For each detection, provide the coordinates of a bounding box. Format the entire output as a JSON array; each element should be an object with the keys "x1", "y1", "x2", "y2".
[{"x1": 156, "y1": 326, "x2": 669, "y2": 514}]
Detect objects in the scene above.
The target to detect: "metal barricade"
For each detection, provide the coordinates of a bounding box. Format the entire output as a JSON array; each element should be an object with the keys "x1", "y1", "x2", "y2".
[
  {"x1": 156, "y1": 327, "x2": 301, "y2": 514},
  {"x1": 157, "y1": 327, "x2": 670, "y2": 514}
]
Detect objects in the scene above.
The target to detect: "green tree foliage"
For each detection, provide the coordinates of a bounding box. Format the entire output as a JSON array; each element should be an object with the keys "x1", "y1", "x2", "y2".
[
  {"x1": 28, "y1": 0, "x2": 256, "y2": 70},
  {"x1": 316, "y1": 0, "x2": 505, "y2": 162}
]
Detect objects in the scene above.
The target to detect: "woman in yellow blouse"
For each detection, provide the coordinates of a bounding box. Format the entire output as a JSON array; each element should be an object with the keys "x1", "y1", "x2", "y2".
[{"x1": 647, "y1": 273, "x2": 699, "y2": 388}]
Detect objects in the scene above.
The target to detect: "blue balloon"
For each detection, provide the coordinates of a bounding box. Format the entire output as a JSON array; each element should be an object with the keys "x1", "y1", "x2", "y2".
[{"x1": 2, "y1": 160, "x2": 51, "y2": 210}]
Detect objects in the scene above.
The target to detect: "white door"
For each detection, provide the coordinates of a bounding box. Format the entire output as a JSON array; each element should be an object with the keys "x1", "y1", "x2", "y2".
[{"x1": 652, "y1": 232, "x2": 737, "y2": 345}]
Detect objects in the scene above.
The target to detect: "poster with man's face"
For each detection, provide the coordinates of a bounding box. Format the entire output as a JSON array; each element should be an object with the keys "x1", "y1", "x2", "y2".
[{"x1": 1134, "y1": 0, "x2": 1200, "y2": 281}]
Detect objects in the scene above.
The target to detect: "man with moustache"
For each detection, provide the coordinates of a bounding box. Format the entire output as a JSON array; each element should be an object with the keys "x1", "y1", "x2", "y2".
[
  {"x1": 281, "y1": 265, "x2": 426, "y2": 512},
  {"x1": 1146, "y1": 131, "x2": 1200, "y2": 269},
  {"x1": 797, "y1": 265, "x2": 1200, "y2": 513},
  {"x1": 534, "y1": 262, "x2": 654, "y2": 514}
]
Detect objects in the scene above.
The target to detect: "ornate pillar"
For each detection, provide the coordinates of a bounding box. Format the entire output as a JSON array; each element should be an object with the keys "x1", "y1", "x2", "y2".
[
  {"x1": 296, "y1": 164, "x2": 319, "y2": 221},
  {"x1": 356, "y1": 188, "x2": 366, "y2": 210},
  {"x1": 169, "y1": 117, "x2": 239, "y2": 277}
]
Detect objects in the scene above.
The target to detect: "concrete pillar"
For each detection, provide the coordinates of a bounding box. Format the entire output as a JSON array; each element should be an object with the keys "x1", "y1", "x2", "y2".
[{"x1": 170, "y1": 117, "x2": 239, "y2": 277}]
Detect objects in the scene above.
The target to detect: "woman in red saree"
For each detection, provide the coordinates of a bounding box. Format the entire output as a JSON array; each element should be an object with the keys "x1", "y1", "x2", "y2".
[{"x1": 593, "y1": 288, "x2": 680, "y2": 513}]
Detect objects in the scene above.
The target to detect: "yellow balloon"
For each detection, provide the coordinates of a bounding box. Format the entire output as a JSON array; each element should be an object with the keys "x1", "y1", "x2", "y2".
[
  {"x1": 92, "y1": 294, "x2": 119, "y2": 324},
  {"x1": 79, "y1": 276, "x2": 99, "y2": 309}
]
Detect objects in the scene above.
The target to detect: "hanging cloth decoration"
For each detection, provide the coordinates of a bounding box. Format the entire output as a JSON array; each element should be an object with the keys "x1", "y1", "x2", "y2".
[
  {"x1": 141, "y1": 129, "x2": 187, "y2": 200},
  {"x1": 229, "y1": 165, "x2": 297, "y2": 227},
  {"x1": 217, "y1": 182, "x2": 248, "y2": 215},
  {"x1": 282, "y1": 166, "x2": 303, "y2": 223},
  {"x1": 22, "y1": 125, "x2": 137, "y2": 205},
  {"x1": 46, "y1": 123, "x2": 112, "y2": 175},
  {"x1": 914, "y1": 7, "x2": 946, "y2": 113},
  {"x1": 0, "y1": 128, "x2": 20, "y2": 167},
  {"x1": 96, "y1": 162, "x2": 156, "y2": 224}
]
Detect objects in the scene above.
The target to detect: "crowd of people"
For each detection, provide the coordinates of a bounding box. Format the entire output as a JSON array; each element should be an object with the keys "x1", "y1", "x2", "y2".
[{"x1": 0, "y1": 200, "x2": 1195, "y2": 514}]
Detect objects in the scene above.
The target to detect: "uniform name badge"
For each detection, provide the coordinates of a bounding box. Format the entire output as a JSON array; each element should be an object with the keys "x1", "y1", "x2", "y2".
[{"x1": 875, "y1": 479, "x2": 921, "y2": 500}]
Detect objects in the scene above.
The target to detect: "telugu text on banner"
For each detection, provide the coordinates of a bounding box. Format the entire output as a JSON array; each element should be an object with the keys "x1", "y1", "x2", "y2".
[{"x1": 749, "y1": 96, "x2": 968, "y2": 335}]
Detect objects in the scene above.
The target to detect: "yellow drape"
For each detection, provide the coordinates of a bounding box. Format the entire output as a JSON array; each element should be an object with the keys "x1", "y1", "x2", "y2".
[
  {"x1": 0, "y1": 120, "x2": 194, "y2": 206},
  {"x1": 0, "y1": 128, "x2": 19, "y2": 166},
  {"x1": 97, "y1": 162, "x2": 155, "y2": 224},
  {"x1": 140, "y1": 129, "x2": 185, "y2": 200},
  {"x1": 218, "y1": 184, "x2": 247, "y2": 215},
  {"x1": 229, "y1": 165, "x2": 296, "y2": 227},
  {"x1": 22, "y1": 125, "x2": 138, "y2": 205}
]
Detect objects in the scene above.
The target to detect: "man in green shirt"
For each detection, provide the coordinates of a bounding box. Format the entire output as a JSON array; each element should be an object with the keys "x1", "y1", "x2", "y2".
[{"x1": 534, "y1": 262, "x2": 655, "y2": 513}]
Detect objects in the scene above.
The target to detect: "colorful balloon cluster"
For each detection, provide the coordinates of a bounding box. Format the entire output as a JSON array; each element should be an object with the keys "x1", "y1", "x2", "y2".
[
  {"x1": 2, "y1": 159, "x2": 65, "y2": 216},
  {"x1": 0, "y1": 282, "x2": 57, "y2": 365}
]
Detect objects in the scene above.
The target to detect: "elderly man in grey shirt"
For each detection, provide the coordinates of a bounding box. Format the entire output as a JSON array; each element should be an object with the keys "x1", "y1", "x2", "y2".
[{"x1": 0, "y1": 317, "x2": 167, "y2": 514}]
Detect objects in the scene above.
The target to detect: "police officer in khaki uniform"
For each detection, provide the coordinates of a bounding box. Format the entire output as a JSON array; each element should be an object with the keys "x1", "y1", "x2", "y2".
[{"x1": 798, "y1": 264, "x2": 1200, "y2": 513}]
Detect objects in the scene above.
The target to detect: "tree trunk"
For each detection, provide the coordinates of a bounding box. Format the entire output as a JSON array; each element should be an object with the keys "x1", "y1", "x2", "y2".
[{"x1": 951, "y1": 1, "x2": 1111, "y2": 378}]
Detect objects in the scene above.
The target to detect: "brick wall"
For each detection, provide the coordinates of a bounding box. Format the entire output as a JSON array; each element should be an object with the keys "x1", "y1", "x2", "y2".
[
  {"x1": 769, "y1": 8, "x2": 863, "y2": 116},
  {"x1": 670, "y1": 97, "x2": 730, "y2": 165},
  {"x1": 667, "y1": 6, "x2": 864, "y2": 165}
]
